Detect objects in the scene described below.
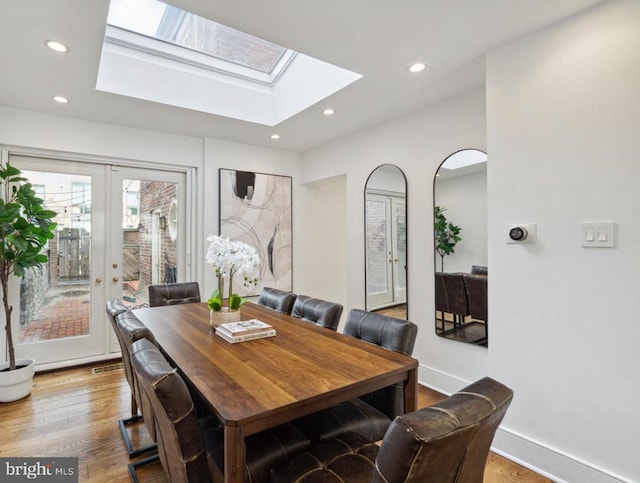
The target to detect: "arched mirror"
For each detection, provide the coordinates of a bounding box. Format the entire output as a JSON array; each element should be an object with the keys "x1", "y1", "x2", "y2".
[
  {"x1": 365, "y1": 164, "x2": 407, "y2": 319},
  {"x1": 433, "y1": 149, "x2": 487, "y2": 345}
]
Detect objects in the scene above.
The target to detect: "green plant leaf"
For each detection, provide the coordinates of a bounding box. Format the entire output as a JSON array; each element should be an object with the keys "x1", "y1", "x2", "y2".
[{"x1": 228, "y1": 293, "x2": 244, "y2": 310}]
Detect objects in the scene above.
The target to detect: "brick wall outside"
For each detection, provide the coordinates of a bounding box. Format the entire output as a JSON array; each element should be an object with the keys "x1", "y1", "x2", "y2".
[{"x1": 139, "y1": 181, "x2": 178, "y2": 294}]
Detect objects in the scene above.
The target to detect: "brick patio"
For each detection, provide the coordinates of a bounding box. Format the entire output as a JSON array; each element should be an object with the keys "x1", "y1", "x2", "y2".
[{"x1": 19, "y1": 283, "x2": 91, "y2": 343}]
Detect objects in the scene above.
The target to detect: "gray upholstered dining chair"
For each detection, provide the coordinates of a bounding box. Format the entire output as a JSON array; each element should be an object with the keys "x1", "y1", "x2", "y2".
[
  {"x1": 272, "y1": 377, "x2": 514, "y2": 483},
  {"x1": 441, "y1": 272, "x2": 469, "y2": 327},
  {"x1": 293, "y1": 309, "x2": 418, "y2": 443},
  {"x1": 256, "y1": 286, "x2": 297, "y2": 314},
  {"x1": 464, "y1": 273, "x2": 488, "y2": 339},
  {"x1": 105, "y1": 299, "x2": 158, "y2": 458},
  {"x1": 290, "y1": 294, "x2": 343, "y2": 331},
  {"x1": 128, "y1": 338, "x2": 310, "y2": 483},
  {"x1": 148, "y1": 281, "x2": 201, "y2": 307}
]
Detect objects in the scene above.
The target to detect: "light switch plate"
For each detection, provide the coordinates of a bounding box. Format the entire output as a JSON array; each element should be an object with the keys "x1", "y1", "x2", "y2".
[{"x1": 580, "y1": 222, "x2": 615, "y2": 248}]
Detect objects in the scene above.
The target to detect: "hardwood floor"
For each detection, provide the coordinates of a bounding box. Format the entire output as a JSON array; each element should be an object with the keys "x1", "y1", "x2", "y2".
[
  {"x1": 0, "y1": 362, "x2": 552, "y2": 482},
  {"x1": 372, "y1": 304, "x2": 407, "y2": 319}
]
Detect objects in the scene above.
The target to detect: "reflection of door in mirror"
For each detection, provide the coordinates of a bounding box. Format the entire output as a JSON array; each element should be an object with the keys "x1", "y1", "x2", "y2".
[
  {"x1": 433, "y1": 149, "x2": 487, "y2": 346},
  {"x1": 365, "y1": 165, "x2": 407, "y2": 319}
]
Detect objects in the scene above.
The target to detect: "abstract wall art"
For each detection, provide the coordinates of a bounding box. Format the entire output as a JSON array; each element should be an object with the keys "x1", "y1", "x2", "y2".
[{"x1": 218, "y1": 169, "x2": 292, "y2": 296}]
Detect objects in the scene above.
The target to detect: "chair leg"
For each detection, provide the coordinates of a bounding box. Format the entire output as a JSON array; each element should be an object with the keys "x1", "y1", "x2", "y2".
[
  {"x1": 118, "y1": 415, "x2": 157, "y2": 458},
  {"x1": 127, "y1": 454, "x2": 160, "y2": 483}
]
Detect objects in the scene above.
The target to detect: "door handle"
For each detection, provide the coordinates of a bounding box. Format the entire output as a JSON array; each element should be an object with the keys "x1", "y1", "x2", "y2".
[
  {"x1": 96, "y1": 278, "x2": 102, "y2": 284},
  {"x1": 112, "y1": 277, "x2": 119, "y2": 283}
]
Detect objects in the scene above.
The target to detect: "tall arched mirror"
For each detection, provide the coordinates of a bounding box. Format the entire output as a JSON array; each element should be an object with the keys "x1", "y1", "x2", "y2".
[
  {"x1": 434, "y1": 149, "x2": 487, "y2": 345},
  {"x1": 365, "y1": 164, "x2": 407, "y2": 319}
]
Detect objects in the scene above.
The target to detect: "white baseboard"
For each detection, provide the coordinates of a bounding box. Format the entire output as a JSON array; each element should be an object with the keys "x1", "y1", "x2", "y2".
[{"x1": 418, "y1": 364, "x2": 632, "y2": 483}]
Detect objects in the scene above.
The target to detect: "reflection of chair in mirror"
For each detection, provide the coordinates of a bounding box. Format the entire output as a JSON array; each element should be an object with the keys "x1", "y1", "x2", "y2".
[
  {"x1": 434, "y1": 272, "x2": 449, "y2": 331},
  {"x1": 464, "y1": 274, "x2": 488, "y2": 339},
  {"x1": 441, "y1": 272, "x2": 469, "y2": 327},
  {"x1": 471, "y1": 265, "x2": 488, "y2": 275}
]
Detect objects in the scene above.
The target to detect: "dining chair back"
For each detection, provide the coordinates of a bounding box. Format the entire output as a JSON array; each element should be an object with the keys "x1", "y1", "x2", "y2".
[
  {"x1": 106, "y1": 300, "x2": 132, "y2": 411},
  {"x1": 344, "y1": 309, "x2": 418, "y2": 419},
  {"x1": 441, "y1": 272, "x2": 470, "y2": 326},
  {"x1": 434, "y1": 272, "x2": 449, "y2": 330},
  {"x1": 148, "y1": 282, "x2": 201, "y2": 307},
  {"x1": 294, "y1": 309, "x2": 418, "y2": 443},
  {"x1": 464, "y1": 273, "x2": 488, "y2": 339},
  {"x1": 130, "y1": 338, "x2": 210, "y2": 483},
  {"x1": 256, "y1": 287, "x2": 296, "y2": 314},
  {"x1": 116, "y1": 311, "x2": 158, "y2": 440},
  {"x1": 105, "y1": 300, "x2": 158, "y2": 458},
  {"x1": 290, "y1": 295, "x2": 343, "y2": 331},
  {"x1": 343, "y1": 309, "x2": 417, "y2": 357},
  {"x1": 273, "y1": 377, "x2": 514, "y2": 483}
]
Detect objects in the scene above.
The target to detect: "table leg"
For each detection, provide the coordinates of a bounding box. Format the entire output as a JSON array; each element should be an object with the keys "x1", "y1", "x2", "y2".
[
  {"x1": 224, "y1": 424, "x2": 244, "y2": 483},
  {"x1": 404, "y1": 367, "x2": 417, "y2": 413}
]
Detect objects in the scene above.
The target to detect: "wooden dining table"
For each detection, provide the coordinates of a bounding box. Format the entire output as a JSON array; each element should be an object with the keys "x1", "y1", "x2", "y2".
[{"x1": 134, "y1": 301, "x2": 418, "y2": 483}]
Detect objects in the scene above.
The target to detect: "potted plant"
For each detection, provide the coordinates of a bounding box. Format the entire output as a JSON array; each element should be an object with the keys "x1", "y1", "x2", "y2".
[
  {"x1": 434, "y1": 205, "x2": 461, "y2": 272},
  {"x1": 205, "y1": 235, "x2": 260, "y2": 327},
  {"x1": 0, "y1": 162, "x2": 57, "y2": 402}
]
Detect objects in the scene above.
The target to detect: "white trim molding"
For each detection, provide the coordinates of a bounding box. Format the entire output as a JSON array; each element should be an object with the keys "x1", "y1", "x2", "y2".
[{"x1": 418, "y1": 363, "x2": 631, "y2": 483}]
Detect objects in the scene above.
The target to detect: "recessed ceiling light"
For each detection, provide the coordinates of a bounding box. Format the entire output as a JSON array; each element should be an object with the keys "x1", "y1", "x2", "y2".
[
  {"x1": 322, "y1": 108, "x2": 335, "y2": 116},
  {"x1": 408, "y1": 63, "x2": 426, "y2": 73},
  {"x1": 270, "y1": 134, "x2": 280, "y2": 140},
  {"x1": 45, "y1": 40, "x2": 69, "y2": 53},
  {"x1": 52, "y1": 96, "x2": 69, "y2": 104}
]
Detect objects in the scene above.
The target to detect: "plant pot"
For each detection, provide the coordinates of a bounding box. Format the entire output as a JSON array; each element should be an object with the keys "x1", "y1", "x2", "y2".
[
  {"x1": 210, "y1": 307, "x2": 242, "y2": 328},
  {"x1": 0, "y1": 358, "x2": 36, "y2": 402}
]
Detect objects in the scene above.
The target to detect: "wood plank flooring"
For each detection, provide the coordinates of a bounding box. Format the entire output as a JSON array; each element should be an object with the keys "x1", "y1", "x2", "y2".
[{"x1": 0, "y1": 362, "x2": 552, "y2": 482}]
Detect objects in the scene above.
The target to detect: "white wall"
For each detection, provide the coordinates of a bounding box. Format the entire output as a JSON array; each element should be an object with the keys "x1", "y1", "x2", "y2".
[
  {"x1": 301, "y1": 88, "x2": 490, "y2": 391},
  {"x1": 434, "y1": 169, "x2": 487, "y2": 273},
  {"x1": 487, "y1": 1, "x2": 639, "y2": 481},
  {"x1": 295, "y1": 175, "x2": 348, "y2": 317}
]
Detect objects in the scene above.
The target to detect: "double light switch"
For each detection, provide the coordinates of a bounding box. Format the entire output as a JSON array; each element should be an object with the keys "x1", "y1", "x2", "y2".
[{"x1": 580, "y1": 222, "x2": 614, "y2": 248}]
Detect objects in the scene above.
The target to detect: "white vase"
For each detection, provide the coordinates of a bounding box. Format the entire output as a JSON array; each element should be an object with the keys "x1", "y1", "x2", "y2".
[
  {"x1": 0, "y1": 358, "x2": 36, "y2": 402},
  {"x1": 210, "y1": 307, "x2": 242, "y2": 328}
]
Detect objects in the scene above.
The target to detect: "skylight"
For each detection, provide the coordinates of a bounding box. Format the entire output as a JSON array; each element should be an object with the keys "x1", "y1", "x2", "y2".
[
  {"x1": 107, "y1": 0, "x2": 288, "y2": 75},
  {"x1": 97, "y1": 0, "x2": 362, "y2": 126}
]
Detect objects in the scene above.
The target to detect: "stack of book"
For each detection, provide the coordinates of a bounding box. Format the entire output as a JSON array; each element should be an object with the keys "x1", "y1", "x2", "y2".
[{"x1": 215, "y1": 319, "x2": 276, "y2": 343}]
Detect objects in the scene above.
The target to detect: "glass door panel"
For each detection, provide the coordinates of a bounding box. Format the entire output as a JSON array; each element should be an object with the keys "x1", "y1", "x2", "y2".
[
  {"x1": 366, "y1": 194, "x2": 394, "y2": 308},
  {"x1": 117, "y1": 176, "x2": 181, "y2": 309},
  {"x1": 10, "y1": 157, "x2": 188, "y2": 366},
  {"x1": 392, "y1": 197, "x2": 407, "y2": 303},
  {"x1": 109, "y1": 168, "x2": 186, "y2": 353},
  {"x1": 12, "y1": 157, "x2": 107, "y2": 366}
]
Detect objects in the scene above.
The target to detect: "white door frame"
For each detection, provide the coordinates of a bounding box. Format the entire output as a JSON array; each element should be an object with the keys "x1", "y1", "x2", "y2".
[{"x1": 3, "y1": 148, "x2": 194, "y2": 370}]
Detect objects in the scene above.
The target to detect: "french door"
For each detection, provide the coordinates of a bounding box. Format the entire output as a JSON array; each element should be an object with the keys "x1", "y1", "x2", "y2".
[
  {"x1": 10, "y1": 155, "x2": 187, "y2": 367},
  {"x1": 366, "y1": 193, "x2": 406, "y2": 310}
]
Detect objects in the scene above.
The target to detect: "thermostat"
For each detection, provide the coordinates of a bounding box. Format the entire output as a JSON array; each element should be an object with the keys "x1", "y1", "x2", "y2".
[{"x1": 506, "y1": 223, "x2": 537, "y2": 244}]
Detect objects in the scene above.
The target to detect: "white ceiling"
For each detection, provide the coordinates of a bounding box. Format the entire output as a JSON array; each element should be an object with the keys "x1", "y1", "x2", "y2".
[{"x1": 0, "y1": 0, "x2": 603, "y2": 153}]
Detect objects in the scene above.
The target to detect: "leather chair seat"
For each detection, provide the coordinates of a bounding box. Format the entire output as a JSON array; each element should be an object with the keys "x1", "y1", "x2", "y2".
[
  {"x1": 293, "y1": 398, "x2": 391, "y2": 444},
  {"x1": 271, "y1": 432, "x2": 378, "y2": 483},
  {"x1": 203, "y1": 417, "x2": 311, "y2": 483},
  {"x1": 273, "y1": 377, "x2": 514, "y2": 483}
]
